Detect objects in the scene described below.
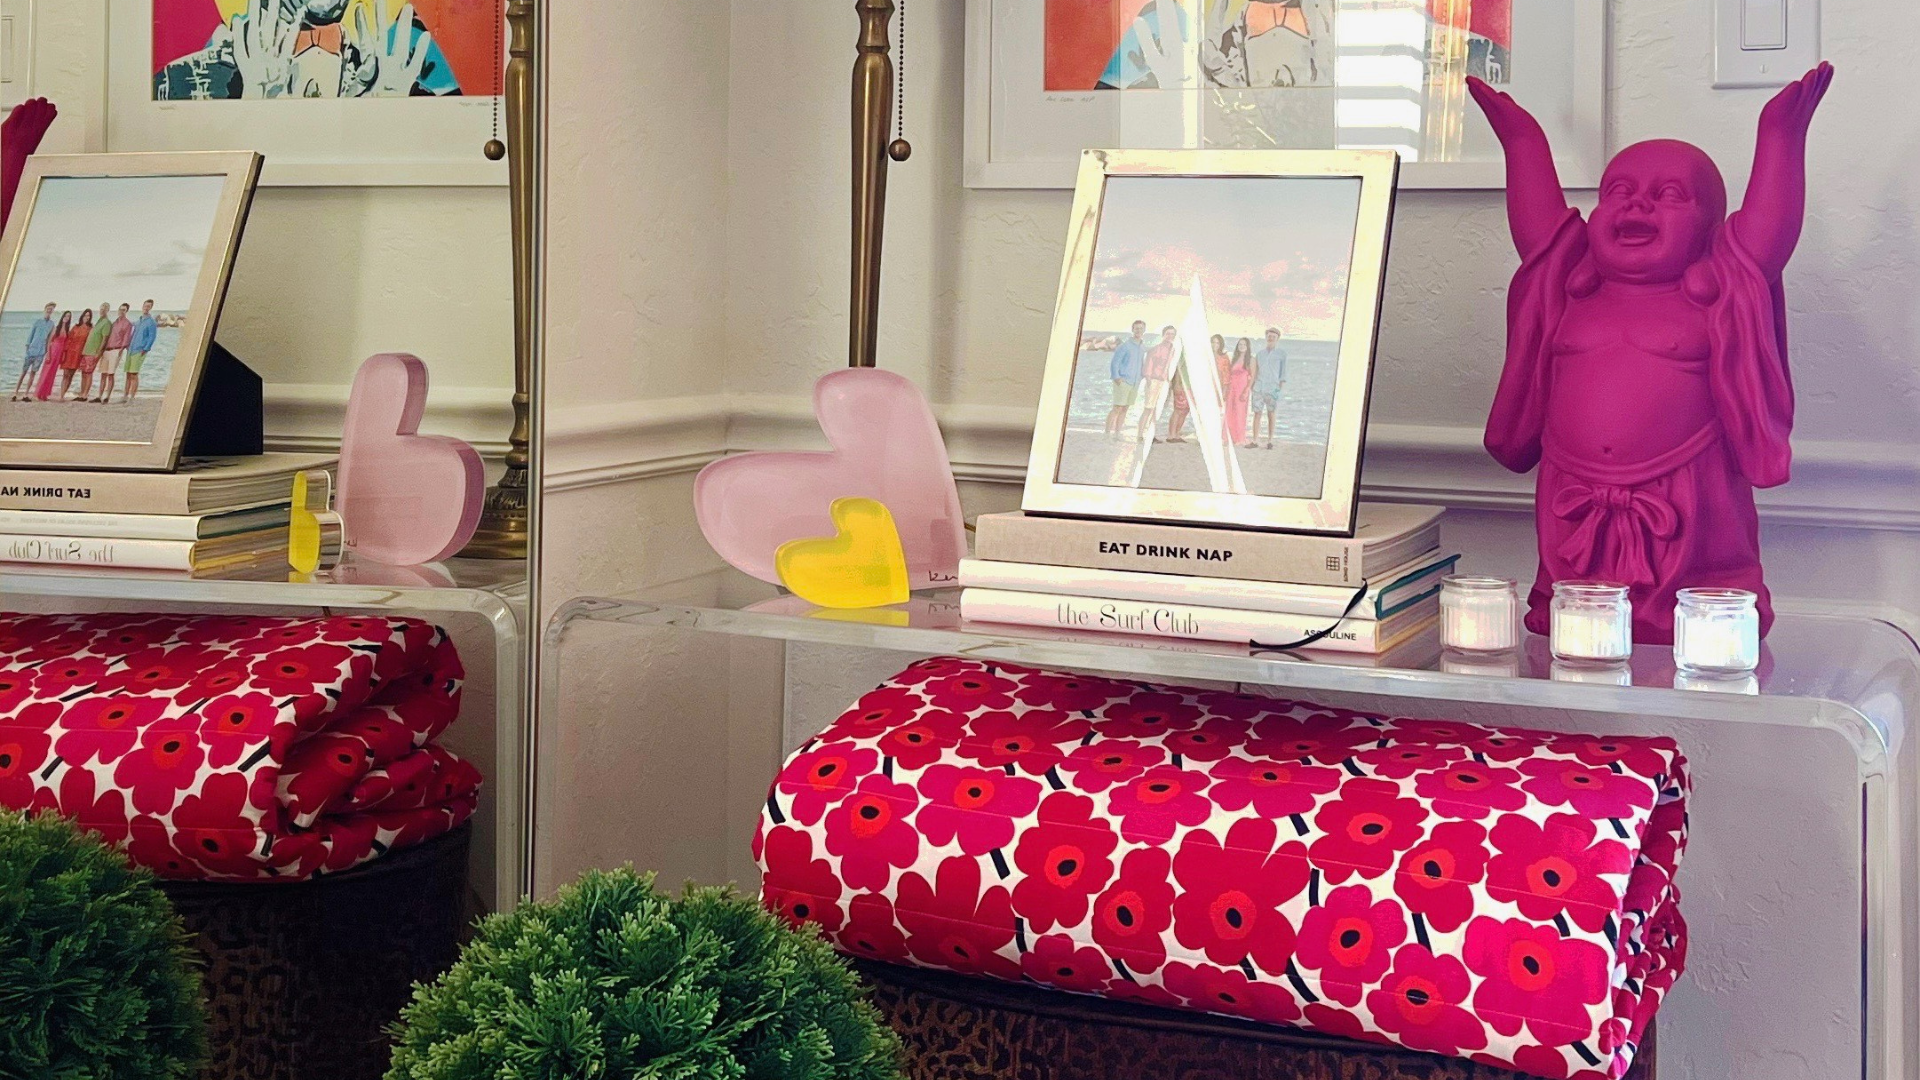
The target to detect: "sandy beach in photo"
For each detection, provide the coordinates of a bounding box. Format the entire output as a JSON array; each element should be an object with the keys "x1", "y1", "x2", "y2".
[{"x1": 0, "y1": 395, "x2": 167, "y2": 443}]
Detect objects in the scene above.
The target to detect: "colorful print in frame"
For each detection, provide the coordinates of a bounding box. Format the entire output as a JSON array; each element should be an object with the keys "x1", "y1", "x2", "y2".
[
  {"x1": 0, "y1": 152, "x2": 260, "y2": 470},
  {"x1": 1021, "y1": 149, "x2": 1398, "y2": 536}
]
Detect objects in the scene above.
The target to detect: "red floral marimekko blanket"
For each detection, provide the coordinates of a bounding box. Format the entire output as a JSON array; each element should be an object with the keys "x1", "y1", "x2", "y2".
[
  {"x1": 757, "y1": 658, "x2": 1688, "y2": 1080},
  {"x1": 0, "y1": 613, "x2": 480, "y2": 881}
]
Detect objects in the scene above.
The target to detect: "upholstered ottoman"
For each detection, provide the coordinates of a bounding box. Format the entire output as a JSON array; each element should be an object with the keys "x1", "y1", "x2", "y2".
[{"x1": 757, "y1": 658, "x2": 1687, "y2": 1080}]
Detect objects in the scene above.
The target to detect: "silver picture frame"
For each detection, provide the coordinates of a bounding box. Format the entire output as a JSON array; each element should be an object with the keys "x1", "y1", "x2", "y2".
[{"x1": 1021, "y1": 148, "x2": 1398, "y2": 536}]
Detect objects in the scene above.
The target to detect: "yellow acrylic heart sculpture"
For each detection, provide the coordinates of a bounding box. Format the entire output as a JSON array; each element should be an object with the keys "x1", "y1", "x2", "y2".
[
  {"x1": 288, "y1": 471, "x2": 323, "y2": 577},
  {"x1": 775, "y1": 497, "x2": 911, "y2": 609}
]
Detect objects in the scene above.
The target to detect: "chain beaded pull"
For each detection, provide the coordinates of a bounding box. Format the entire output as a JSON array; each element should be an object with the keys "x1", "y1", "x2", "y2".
[{"x1": 888, "y1": 0, "x2": 912, "y2": 161}]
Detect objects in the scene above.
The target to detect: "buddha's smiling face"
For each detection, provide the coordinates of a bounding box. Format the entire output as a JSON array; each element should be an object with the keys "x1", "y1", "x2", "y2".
[
  {"x1": 1587, "y1": 140, "x2": 1726, "y2": 285},
  {"x1": 281, "y1": 0, "x2": 351, "y2": 23}
]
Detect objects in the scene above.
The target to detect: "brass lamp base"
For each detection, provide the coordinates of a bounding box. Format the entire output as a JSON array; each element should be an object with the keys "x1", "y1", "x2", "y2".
[{"x1": 460, "y1": 466, "x2": 529, "y2": 559}]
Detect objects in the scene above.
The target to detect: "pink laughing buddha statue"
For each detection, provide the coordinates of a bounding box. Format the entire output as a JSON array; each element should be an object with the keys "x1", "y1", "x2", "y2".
[{"x1": 1469, "y1": 62, "x2": 1833, "y2": 645}]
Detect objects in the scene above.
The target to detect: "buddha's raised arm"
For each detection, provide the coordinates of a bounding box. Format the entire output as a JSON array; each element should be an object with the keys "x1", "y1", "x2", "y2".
[
  {"x1": 1730, "y1": 62, "x2": 1833, "y2": 277},
  {"x1": 1467, "y1": 77, "x2": 1571, "y2": 258}
]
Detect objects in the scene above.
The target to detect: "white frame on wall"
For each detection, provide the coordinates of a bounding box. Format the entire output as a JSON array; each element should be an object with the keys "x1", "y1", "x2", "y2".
[
  {"x1": 100, "y1": 0, "x2": 506, "y2": 187},
  {"x1": 964, "y1": 0, "x2": 1608, "y2": 191}
]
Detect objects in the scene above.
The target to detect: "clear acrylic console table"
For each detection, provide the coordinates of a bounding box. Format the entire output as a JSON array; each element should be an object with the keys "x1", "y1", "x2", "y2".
[
  {"x1": 538, "y1": 567, "x2": 1920, "y2": 1080},
  {"x1": 2, "y1": 556, "x2": 529, "y2": 909}
]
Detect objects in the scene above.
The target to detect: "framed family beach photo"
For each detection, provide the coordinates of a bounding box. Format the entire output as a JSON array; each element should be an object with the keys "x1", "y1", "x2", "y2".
[
  {"x1": 0, "y1": 152, "x2": 261, "y2": 470},
  {"x1": 1022, "y1": 148, "x2": 1397, "y2": 535}
]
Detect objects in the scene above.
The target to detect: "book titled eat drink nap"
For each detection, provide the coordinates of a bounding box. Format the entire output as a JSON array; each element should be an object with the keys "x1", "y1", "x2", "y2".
[{"x1": 973, "y1": 504, "x2": 1444, "y2": 587}]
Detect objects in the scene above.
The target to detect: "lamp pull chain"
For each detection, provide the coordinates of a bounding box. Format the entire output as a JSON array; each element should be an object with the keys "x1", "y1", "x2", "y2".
[
  {"x1": 888, "y1": 0, "x2": 911, "y2": 161},
  {"x1": 484, "y1": 0, "x2": 506, "y2": 160}
]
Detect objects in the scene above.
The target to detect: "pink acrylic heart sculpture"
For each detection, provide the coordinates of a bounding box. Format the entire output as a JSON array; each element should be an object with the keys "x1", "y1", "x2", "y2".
[
  {"x1": 336, "y1": 352, "x2": 484, "y2": 565},
  {"x1": 695, "y1": 368, "x2": 966, "y2": 589}
]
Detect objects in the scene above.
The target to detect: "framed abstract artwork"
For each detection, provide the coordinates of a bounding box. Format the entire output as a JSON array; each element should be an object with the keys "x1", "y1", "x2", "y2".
[
  {"x1": 965, "y1": 0, "x2": 1606, "y2": 190},
  {"x1": 1022, "y1": 149, "x2": 1399, "y2": 534},
  {"x1": 103, "y1": 0, "x2": 508, "y2": 186},
  {"x1": 0, "y1": 152, "x2": 260, "y2": 469}
]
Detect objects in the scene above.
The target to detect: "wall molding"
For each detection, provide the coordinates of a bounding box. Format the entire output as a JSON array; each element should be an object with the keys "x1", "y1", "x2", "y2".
[
  {"x1": 532, "y1": 393, "x2": 1920, "y2": 532},
  {"x1": 262, "y1": 383, "x2": 516, "y2": 457}
]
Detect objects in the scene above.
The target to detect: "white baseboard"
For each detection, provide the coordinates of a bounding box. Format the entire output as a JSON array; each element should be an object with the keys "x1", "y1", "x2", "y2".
[{"x1": 287, "y1": 386, "x2": 1920, "y2": 533}]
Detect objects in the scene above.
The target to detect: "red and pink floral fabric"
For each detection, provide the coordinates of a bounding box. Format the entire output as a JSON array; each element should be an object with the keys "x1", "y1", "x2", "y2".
[
  {"x1": 756, "y1": 657, "x2": 1688, "y2": 1079},
  {"x1": 0, "y1": 612, "x2": 480, "y2": 881}
]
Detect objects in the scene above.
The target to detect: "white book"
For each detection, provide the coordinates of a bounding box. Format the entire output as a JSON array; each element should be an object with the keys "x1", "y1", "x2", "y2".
[
  {"x1": 0, "y1": 529, "x2": 292, "y2": 572},
  {"x1": 957, "y1": 550, "x2": 1457, "y2": 621},
  {"x1": 960, "y1": 587, "x2": 1441, "y2": 654},
  {"x1": 0, "y1": 504, "x2": 290, "y2": 541}
]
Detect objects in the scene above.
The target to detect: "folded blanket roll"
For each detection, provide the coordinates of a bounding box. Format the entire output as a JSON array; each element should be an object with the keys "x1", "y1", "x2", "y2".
[
  {"x1": 756, "y1": 657, "x2": 1688, "y2": 1080},
  {"x1": 0, "y1": 612, "x2": 480, "y2": 881}
]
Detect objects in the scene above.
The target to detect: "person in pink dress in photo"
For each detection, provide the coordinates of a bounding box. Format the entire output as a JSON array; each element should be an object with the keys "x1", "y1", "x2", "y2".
[
  {"x1": 1227, "y1": 337, "x2": 1256, "y2": 447},
  {"x1": 33, "y1": 311, "x2": 71, "y2": 401}
]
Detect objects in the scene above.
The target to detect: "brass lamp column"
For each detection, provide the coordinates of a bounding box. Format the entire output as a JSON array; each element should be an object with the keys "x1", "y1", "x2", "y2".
[
  {"x1": 464, "y1": 0, "x2": 536, "y2": 558},
  {"x1": 849, "y1": 0, "x2": 899, "y2": 369}
]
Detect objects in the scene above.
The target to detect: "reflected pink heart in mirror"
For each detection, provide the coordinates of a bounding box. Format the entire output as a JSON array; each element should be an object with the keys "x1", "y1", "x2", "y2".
[
  {"x1": 696, "y1": 368, "x2": 966, "y2": 590},
  {"x1": 337, "y1": 353, "x2": 484, "y2": 565}
]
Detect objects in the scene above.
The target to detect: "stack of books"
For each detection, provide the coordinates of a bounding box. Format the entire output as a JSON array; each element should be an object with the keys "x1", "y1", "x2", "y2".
[
  {"x1": 961, "y1": 504, "x2": 1453, "y2": 655},
  {"x1": 0, "y1": 453, "x2": 340, "y2": 576}
]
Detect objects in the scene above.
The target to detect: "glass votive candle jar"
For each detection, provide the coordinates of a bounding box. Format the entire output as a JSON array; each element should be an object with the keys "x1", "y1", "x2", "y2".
[
  {"x1": 1551, "y1": 660, "x2": 1632, "y2": 687},
  {"x1": 1440, "y1": 576, "x2": 1519, "y2": 654},
  {"x1": 1550, "y1": 581, "x2": 1632, "y2": 665},
  {"x1": 1673, "y1": 587, "x2": 1761, "y2": 676}
]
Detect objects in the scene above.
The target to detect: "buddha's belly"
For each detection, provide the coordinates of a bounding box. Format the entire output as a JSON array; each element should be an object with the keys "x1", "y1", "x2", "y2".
[{"x1": 1547, "y1": 351, "x2": 1716, "y2": 465}]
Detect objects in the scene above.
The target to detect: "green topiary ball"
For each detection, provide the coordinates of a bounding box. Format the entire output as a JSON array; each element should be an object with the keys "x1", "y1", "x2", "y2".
[
  {"x1": 0, "y1": 809, "x2": 207, "y2": 1078},
  {"x1": 387, "y1": 867, "x2": 905, "y2": 1080}
]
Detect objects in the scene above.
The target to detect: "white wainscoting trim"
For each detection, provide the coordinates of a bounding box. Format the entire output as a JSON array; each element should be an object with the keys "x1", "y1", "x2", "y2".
[
  {"x1": 476, "y1": 393, "x2": 1920, "y2": 532},
  {"x1": 262, "y1": 383, "x2": 515, "y2": 457}
]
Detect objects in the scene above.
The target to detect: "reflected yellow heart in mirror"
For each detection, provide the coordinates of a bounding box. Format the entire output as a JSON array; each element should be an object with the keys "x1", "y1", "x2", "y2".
[
  {"x1": 289, "y1": 472, "x2": 323, "y2": 576},
  {"x1": 775, "y1": 497, "x2": 911, "y2": 609}
]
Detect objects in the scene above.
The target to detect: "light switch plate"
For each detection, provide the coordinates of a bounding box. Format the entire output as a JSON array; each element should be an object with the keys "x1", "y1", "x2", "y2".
[{"x1": 1715, "y1": 0, "x2": 1819, "y2": 88}]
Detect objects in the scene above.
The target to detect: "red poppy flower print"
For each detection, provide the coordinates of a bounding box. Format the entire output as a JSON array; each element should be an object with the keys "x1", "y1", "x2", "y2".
[
  {"x1": 249, "y1": 643, "x2": 355, "y2": 698},
  {"x1": 914, "y1": 764, "x2": 1040, "y2": 855},
  {"x1": 4, "y1": 626, "x2": 94, "y2": 664},
  {"x1": 172, "y1": 659, "x2": 253, "y2": 706},
  {"x1": 125, "y1": 815, "x2": 197, "y2": 878},
  {"x1": 1091, "y1": 847, "x2": 1175, "y2": 974},
  {"x1": 313, "y1": 616, "x2": 393, "y2": 644},
  {"x1": 0, "y1": 670, "x2": 31, "y2": 715},
  {"x1": 1519, "y1": 757, "x2": 1655, "y2": 820},
  {"x1": 0, "y1": 727, "x2": 51, "y2": 807},
  {"x1": 1365, "y1": 945, "x2": 1488, "y2": 1059},
  {"x1": 822, "y1": 775, "x2": 921, "y2": 891},
  {"x1": 890, "y1": 655, "x2": 980, "y2": 686},
  {"x1": 1013, "y1": 671, "x2": 1129, "y2": 714},
  {"x1": 837, "y1": 685, "x2": 926, "y2": 736},
  {"x1": 1105, "y1": 980, "x2": 1186, "y2": 1011},
  {"x1": 1021, "y1": 933, "x2": 1114, "y2": 995},
  {"x1": 1246, "y1": 717, "x2": 1378, "y2": 765},
  {"x1": 1355, "y1": 742, "x2": 1464, "y2": 779},
  {"x1": 1485, "y1": 813, "x2": 1633, "y2": 932},
  {"x1": 320, "y1": 817, "x2": 381, "y2": 875},
  {"x1": 1106, "y1": 765, "x2": 1212, "y2": 845},
  {"x1": 760, "y1": 826, "x2": 845, "y2": 932},
  {"x1": 1294, "y1": 884, "x2": 1407, "y2": 1005},
  {"x1": 1057, "y1": 739, "x2": 1164, "y2": 793},
  {"x1": 1461, "y1": 730, "x2": 1540, "y2": 763},
  {"x1": 873, "y1": 709, "x2": 966, "y2": 768},
  {"x1": 257, "y1": 622, "x2": 327, "y2": 650},
  {"x1": 1548, "y1": 733, "x2": 1671, "y2": 779},
  {"x1": 54, "y1": 696, "x2": 167, "y2": 766},
  {"x1": 1012, "y1": 793, "x2": 1118, "y2": 933},
  {"x1": 281, "y1": 734, "x2": 371, "y2": 821},
  {"x1": 779, "y1": 742, "x2": 877, "y2": 825},
  {"x1": 1495, "y1": 1046, "x2": 1574, "y2": 1080},
  {"x1": 35, "y1": 656, "x2": 111, "y2": 697},
  {"x1": 1192, "y1": 690, "x2": 1278, "y2": 721},
  {"x1": 113, "y1": 723, "x2": 206, "y2": 816},
  {"x1": 957, "y1": 710, "x2": 1087, "y2": 775},
  {"x1": 169, "y1": 771, "x2": 266, "y2": 877},
  {"x1": 1171, "y1": 817, "x2": 1308, "y2": 971},
  {"x1": 198, "y1": 692, "x2": 292, "y2": 769},
  {"x1": 1410, "y1": 760, "x2": 1525, "y2": 820},
  {"x1": 1164, "y1": 717, "x2": 1251, "y2": 763},
  {"x1": 1208, "y1": 756, "x2": 1342, "y2": 821},
  {"x1": 896, "y1": 855, "x2": 1020, "y2": 980},
  {"x1": 1464, "y1": 916, "x2": 1611, "y2": 1043},
  {"x1": 837, "y1": 892, "x2": 908, "y2": 961},
  {"x1": 1301, "y1": 1002, "x2": 1378, "y2": 1044},
  {"x1": 107, "y1": 645, "x2": 219, "y2": 695},
  {"x1": 1098, "y1": 692, "x2": 1203, "y2": 738},
  {"x1": 1160, "y1": 962, "x2": 1301, "y2": 1025},
  {"x1": 175, "y1": 615, "x2": 272, "y2": 645},
  {"x1": 1308, "y1": 777, "x2": 1431, "y2": 883},
  {"x1": 1392, "y1": 820, "x2": 1488, "y2": 935},
  {"x1": 922, "y1": 669, "x2": 1020, "y2": 712}
]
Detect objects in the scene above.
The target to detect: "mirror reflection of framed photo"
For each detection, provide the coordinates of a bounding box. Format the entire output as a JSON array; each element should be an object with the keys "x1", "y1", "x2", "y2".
[
  {"x1": 1022, "y1": 149, "x2": 1398, "y2": 535},
  {"x1": 0, "y1": 152, "x2": 261, "y2": 471}
]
